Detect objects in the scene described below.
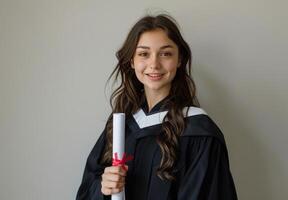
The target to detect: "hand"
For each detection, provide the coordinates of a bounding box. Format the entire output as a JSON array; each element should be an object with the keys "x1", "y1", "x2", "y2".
[{"x1": 101, "y1": 165, "x2": 128, "y2": 195}]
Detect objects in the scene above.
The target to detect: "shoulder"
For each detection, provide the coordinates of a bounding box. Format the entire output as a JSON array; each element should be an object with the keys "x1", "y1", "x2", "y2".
[{"x1": 182, "y1": 106, "x2": 226, "y2": 145}]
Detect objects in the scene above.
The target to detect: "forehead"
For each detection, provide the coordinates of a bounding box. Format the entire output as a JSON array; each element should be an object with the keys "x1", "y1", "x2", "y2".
[{"x1": 136, "y1": 29, "x2": 177, "y2": 49}]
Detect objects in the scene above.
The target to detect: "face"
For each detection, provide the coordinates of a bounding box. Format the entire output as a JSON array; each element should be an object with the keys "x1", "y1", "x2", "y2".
[{"x1": 132, "y1": 29, "x2": 180, "y2": 97}]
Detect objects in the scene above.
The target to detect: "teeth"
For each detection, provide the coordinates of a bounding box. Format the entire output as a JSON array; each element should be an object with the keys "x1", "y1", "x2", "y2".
[{"x1": 148, "y1": 74, "x2": 162, "y2": 77}]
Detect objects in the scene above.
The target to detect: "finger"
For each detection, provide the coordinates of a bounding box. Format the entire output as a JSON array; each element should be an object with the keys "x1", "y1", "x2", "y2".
[
  {"x1": 102, "y1": 173, "x2": 125, "y2": 182},
  {"x1": 104, "y1": 166, "x2": 127, "y2": 176},
  {"x1": 102, "y1": 179, "x2": 125, "y2": 189},
  {"x1": 111, "y1": 187, "x2": 124, "y2": 194},
  {"x1": 101, "y1": 187, "x2": 112, "y2": 195},
  {"x1": 101, "y1": 187, "x2": 123, "y2": 195}
]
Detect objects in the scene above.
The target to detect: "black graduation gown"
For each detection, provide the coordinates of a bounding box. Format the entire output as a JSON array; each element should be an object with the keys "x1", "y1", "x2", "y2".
[{"x1": 76, "y1": 99, "x2": 238, "y2": 200}]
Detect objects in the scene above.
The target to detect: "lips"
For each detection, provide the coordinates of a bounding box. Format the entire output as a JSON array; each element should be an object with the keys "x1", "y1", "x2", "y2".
[
  {"x1": 147, "y1": 73, "x2": 163, "y2": 77},
  {"x1": 146, "y1": 73, "x2": 164, "y2": 81}
]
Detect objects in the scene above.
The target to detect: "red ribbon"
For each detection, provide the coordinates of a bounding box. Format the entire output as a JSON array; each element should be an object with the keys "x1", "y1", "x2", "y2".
[{"x1": 112, "y1": 152, "x2": 133, "y2": 171}]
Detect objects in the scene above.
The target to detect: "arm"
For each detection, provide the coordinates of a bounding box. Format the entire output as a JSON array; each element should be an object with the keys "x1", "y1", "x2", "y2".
[
  {"x1": 76, "y1": 130, "x2": 108, "y2": 200},
  {"x1": 177, "y1": 137, "x2": 238, "y2": 200}
]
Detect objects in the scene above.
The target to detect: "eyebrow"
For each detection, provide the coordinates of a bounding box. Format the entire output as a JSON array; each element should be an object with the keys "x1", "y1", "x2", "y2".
[{"x1": 136, "y1": 45, "x2": 174, "y2": 50}]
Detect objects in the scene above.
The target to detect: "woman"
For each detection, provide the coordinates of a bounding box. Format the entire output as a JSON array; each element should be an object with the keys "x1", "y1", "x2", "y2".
[{"x1": 76, "y1": 14, "x2": 238, "y2": 200}]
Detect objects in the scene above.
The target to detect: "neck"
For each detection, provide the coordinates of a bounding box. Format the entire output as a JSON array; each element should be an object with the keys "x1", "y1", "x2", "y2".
[{"x1": 144, "y1": 88, "x2": 170, "y2": 112}]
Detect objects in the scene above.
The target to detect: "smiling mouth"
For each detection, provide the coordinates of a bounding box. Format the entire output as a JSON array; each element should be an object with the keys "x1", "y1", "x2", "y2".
[
  {"x1": 146, "y1": 73, "x2": 164, "y2": 77},
  {"x1": 145, "y1": 73, "x2": 164, "y2": 81}
]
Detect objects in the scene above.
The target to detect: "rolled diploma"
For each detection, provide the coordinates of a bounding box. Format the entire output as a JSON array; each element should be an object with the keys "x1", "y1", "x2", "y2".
[{"x1": 112, "y1": 113, "x2": 125, "y2": 200}]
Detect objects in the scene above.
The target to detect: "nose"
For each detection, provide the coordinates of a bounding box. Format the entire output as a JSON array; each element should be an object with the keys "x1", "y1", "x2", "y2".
[{"x1": 149, "y1": 54, "x2": 160, "y2": 69}]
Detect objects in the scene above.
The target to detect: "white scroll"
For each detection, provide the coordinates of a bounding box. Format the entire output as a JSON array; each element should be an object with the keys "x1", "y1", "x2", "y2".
[{"x1": 112, "y1": 113, "x2": 125, "y2": 200}]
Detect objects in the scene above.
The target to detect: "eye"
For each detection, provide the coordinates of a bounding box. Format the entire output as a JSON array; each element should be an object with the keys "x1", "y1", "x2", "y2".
[
  {"x1": 160, "y1": 52, "x2": 172, "y2": 57},
  {"x1": 138, "y1": 52, "x2": 149, "y2": 57}
]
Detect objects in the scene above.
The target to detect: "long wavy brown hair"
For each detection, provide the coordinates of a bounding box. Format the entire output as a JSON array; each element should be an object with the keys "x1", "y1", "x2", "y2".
[{"x1": 100, "y1": 14, "x2": 199, "y2": 180}]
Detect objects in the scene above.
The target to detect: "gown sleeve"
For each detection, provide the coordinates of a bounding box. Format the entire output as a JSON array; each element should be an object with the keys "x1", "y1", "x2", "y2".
[
  {"x1": 76, "y1": 130, "x2": 110, "y2": 200},
  {"x1": 177, "y1": 137, "x2": 238, "y2": 200}
]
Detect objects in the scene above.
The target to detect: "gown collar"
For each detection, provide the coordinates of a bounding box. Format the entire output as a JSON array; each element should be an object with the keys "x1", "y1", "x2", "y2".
[
  {"x1": 141, "y1": 95, "x2": 171, "y2": 115},
  {"x1": 125, "y1": 95, "x2": 171, "y2": 138}
]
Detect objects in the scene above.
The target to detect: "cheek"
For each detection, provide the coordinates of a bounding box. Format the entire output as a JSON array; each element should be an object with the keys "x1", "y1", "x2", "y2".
[
  {"x1": 133, "y1": 62, "x2": 146, "y2": 82},
  {"x1": 134, "y1": 61, "x2": 146, "y2": 73},
  {"x1": 165, "y1": 60, "x2": 179, "y2": 71}
]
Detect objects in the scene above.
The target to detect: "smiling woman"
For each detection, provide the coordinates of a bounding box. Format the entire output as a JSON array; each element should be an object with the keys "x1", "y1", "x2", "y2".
[
  {"x1": 132, "y1": 29, "x2": 180, "y2": 110},
  {"x1": 76, "y1": 14, "x2": 238, "y2": 200}
]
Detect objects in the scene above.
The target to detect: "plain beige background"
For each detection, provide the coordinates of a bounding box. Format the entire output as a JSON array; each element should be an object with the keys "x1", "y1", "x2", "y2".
[{"x1": 1, "y1": 0, "x2": 287, "y2": 199}]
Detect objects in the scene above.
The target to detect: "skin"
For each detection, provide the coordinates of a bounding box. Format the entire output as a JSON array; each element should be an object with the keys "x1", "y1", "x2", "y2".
[
  {"x1": 132, "y1": 28, "x2": 180, "y2": 111},
  {"x1": 101, "y1": 165, "x2": 128, "y2": 195},
  {"x1": 101, "y1": 29, "x2": 180, "y2": 195}
]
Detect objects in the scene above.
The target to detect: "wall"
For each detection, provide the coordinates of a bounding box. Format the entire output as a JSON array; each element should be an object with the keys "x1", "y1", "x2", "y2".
[{"x1": 0, "y1": 0, "x2": 287, "y2": 199}]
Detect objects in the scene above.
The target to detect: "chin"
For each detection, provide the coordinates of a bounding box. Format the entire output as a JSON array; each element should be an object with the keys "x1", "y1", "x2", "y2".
[{"x1": 146, "y1": 84, "x2": 168, "y2": 91}]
